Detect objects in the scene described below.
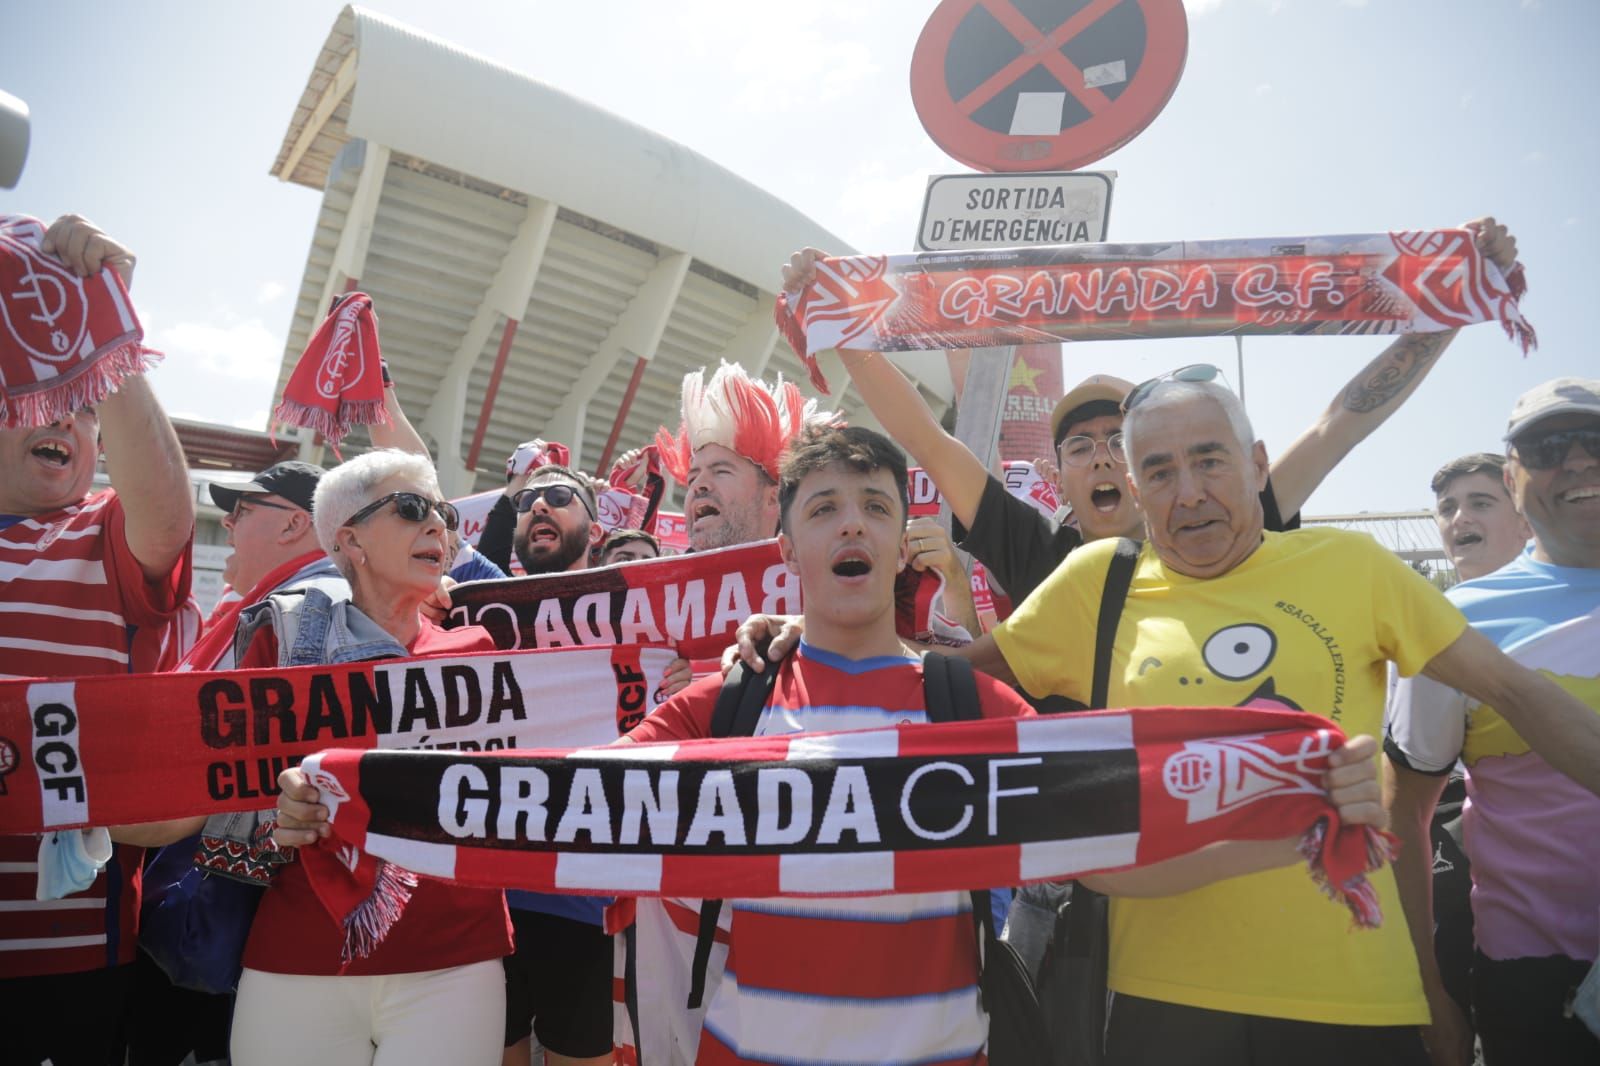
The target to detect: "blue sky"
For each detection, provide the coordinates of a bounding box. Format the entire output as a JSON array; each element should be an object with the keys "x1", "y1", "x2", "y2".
[{"x1": 5, "y1": 0, "x2": 1595, "y2": 515}]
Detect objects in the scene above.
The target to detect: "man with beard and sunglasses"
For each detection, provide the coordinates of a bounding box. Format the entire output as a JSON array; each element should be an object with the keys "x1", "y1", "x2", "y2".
[
  {"x1": 1388, "y1": 378, "x2": 1600, "y2": 1066},
  {"x1": 509, "y1": 464, "x2": 605, "y2": 576},
  {"x1": 781, "y1": 218, "x2": 1518, "y2": 606}
]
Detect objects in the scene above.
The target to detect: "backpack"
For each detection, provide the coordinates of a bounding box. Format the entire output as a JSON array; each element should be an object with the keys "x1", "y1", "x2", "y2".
[{"x1": 684, "y1": 648, "x2": 1054, "y2": 1066}]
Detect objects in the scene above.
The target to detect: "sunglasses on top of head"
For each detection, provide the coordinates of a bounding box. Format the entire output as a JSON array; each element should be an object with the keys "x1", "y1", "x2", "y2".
[
  {"x1": 1511, "y1": 425, "x2": 1600, "y2": 470},
  {"x1": 343, "y1": 492, "x2": 460, "y2": 532},
  {"x1": 1120, "y1": 364, "x2": 1224, "y2": 414},
  {"x1": 512, "y1": 482, "x2": 594, "y2": 517}
]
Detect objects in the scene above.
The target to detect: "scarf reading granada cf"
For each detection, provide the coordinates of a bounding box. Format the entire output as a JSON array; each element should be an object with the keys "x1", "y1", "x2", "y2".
[
  {"x1": 295, "y1": 707, "x2": 1396, "y2": 962},
  {"x1": 775, "y1": 231, "x2": 1535, "y2": 393},
  {"x1": 271, "y1": 291, "x2": 387, "y2": 452},
  {"x1": 0, "y1": 215, "x2": 159, "y2": 428}
]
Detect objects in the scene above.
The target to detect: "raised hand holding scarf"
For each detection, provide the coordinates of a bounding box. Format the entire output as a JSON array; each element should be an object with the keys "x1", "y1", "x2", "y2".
[
  {"x1": 776, "y1": 230, "x2": 1534, "y2": 393},
  {"x1": 0, "y1": 215, "x2": 159, "y2": 428}
]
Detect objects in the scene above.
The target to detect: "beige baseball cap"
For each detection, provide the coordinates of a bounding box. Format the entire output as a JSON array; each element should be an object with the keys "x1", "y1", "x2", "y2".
[
  {"x1": 1049, "y1": 374, "x2": 1137, "y2": 445},
  {"x1": 1504, "y1": 377, "x2": 1600, "y2": 441}
]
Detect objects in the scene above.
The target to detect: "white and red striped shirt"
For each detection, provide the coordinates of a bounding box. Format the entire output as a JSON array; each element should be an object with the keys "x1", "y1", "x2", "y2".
[
  {"x1": 0, "y1": 488, "x2": 192, "y2": 977},
  {"x1": 626, "y1": 643, "x2": 1028, "y2": 1066}
]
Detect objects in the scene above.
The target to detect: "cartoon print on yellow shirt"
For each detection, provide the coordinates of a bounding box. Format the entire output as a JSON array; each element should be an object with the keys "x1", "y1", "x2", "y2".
[{"x1": 1134, "y1": 621, "x2": 1309, "y2": 715}]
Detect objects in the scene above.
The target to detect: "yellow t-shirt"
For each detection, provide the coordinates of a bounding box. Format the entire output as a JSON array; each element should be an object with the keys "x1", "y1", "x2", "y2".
[{"x1": 993, "y1": 527, "x2": 1467, "y2": 1025}]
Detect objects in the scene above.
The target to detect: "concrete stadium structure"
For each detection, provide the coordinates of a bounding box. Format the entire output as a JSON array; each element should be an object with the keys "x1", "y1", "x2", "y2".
[{"x1": 267, "y1": 5, "x2": 953, "y2": 499}]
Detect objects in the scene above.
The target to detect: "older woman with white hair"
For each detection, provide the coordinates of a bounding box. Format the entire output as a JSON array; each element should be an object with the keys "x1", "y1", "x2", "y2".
[{"x1": 228, "y1": 449, "x2": 512, "y2": 1066}]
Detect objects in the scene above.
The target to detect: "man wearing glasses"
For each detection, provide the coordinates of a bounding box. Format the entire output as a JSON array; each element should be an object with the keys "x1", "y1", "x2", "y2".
[
  {"x1": 508, "y1": 464, "x2": 606, "y2": 577},
  {"x1": 187, "y1": 461, "x2": 344, "y2": 670},
  {"x1": 1388, "y1": 378, "x2": 1600, "y2": 1065}
]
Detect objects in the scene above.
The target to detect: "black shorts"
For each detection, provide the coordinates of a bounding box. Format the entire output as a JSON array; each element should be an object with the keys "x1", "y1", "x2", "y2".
[
  {"x1": 1473, "y1": 950, "x2": 1600, "y2": 1066},
  {"x1": 1104, "y1": 993, "x2": 1427, "y2": 1066},
  {"x1": 503, "y1": 908, "x2": 614, "y2": 1055},
  {"x1": 0, "y1": 962, "x2": 132, "y2": 1066}
]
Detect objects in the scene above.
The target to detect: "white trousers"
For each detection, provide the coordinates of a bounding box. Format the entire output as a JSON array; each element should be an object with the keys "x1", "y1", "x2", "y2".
[{"x1": 231, "y1": 960, "x2": 505, "y2": 1066}]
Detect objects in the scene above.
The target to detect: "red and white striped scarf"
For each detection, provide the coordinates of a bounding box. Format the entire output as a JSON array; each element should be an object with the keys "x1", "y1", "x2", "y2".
[
  {"x1": 297, "y1": 706, "x2": 1395, "y2": 962},
  {"x1": 0, "y1": 215, "x2": 158, "y2": 428},
  {"x1": 776, "y1": 230, "x2": 1534, "y2": 393}
]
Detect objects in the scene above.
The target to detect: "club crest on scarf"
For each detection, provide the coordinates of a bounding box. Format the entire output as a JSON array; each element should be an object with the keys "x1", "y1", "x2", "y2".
[
  {"x1": 1163, "y1": 729, "x2": 1336, "y2": 822},
  {"x1": 271, "y1": 292, "x2": 389, "y2": 454},
  {"x1": 0, "y1": 214, "x2": 157, "y2": 429},
  {"x1": 654, "y1": 361, "x2": 837, "y2": 485}
]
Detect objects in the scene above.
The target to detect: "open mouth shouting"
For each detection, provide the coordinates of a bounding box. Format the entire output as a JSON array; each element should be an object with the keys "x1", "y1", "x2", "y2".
[
  {"x1": 526, "y1": 518, "x2": 563, "y2": 548},
  {"x1": 1089, "y1": 481, "x2": 1123, "y2": 514},
  {"x1": 690, "y1": 498, "x2": 722, "y2": 526},
  {"x1": 830, "y1": 546, "x2": 873, "y2": 582},
  {"x1": 412, "y1": 546, "x2": 444, "y2": 570},
  {"x1": 1452, "y1": 531, "x2": 1483, "y2": 549},
  {"x1": 29, "y1": 437, "x2": 74, "y2": 469}
]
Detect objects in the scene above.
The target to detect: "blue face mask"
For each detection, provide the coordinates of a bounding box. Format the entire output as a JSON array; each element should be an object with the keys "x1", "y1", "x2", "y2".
[{"x1": 35, "y1": 828, "x2": 112, "y2": 900}]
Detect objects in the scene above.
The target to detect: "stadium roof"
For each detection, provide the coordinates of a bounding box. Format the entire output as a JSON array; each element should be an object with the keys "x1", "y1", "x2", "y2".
[{"x1": 268, "y1": 5, "x2": 952, "y2": 496}]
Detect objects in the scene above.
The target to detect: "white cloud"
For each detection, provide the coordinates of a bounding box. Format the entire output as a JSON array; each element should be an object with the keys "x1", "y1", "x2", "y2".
[
  {"x1": 256, "y1": 280, "x2": 286, "y2": 305},
  {"x1": 151, "y1": 316, "x2": 283, "y2": 384},
  {"x1": 1565, "y1": 216, "x2": 1581, "y2": 227},
  {"x1": 230, "y1": 409, "x2": 269, "y2": 431},
  {"x1": 1253, "y1": 83, "x2": 1274, "y2": 96},
  {"x1": 1523, "y1": 149, "x2": 1546, "y2": 164},
  {"x1": 1183, "y1": 0, "x2": 1230, "y2": 14}
]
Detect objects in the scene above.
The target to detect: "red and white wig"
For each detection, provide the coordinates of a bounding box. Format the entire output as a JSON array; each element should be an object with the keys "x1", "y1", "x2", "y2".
[{"x1": 655, "y1": 361, "x2": 837, "y2": 485}]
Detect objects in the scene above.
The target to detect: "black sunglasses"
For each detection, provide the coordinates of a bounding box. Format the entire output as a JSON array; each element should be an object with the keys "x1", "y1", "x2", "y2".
[
  {"x1": 513, "y1": 483, "x2": 594, "y2": 517},
  {"x1": 1511, "y1": 426, "x2": 1600, "y2": 470},
  {"x1": 343, "y1": 492, "x2": 460, "y2": 532},
  {"x1": 1121, "y1": 364, "x2": 1223, "y2": 414}
]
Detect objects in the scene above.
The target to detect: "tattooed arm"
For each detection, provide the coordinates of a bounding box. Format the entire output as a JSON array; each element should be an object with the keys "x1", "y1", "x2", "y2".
[
  {"x1": 1270, "y1": 216, "x2": 1515, "y2": 518},
  {"x1": 1269, "y1": 329, "x2": 1456, "y2": 518}
]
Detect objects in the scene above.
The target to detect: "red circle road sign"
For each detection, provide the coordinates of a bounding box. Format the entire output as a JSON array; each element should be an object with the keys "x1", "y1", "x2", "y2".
[{"x1": 911, "y1": 0, "x2": 1188, "y2": 173}]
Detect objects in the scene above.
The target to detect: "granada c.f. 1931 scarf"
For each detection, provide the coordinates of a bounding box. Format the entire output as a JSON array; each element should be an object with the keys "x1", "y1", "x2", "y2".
[
  {"x1": 295, "y1": 706, "x2": 1395, "y2": 961},
  {"x1": 272, "y1": 291, "x2": 388, "y2": 451},
  {"x1": 776, "y1": 230, "x2": 1534, "y2": 393},
  {"x1": 0, "y1": 215, "x2": 159, "y2": 428}
]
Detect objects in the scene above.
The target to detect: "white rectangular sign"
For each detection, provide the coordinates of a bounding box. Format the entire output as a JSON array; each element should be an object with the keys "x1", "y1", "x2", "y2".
[{"x1": 917, "y1": 171, "x2": 1115, "y2": 251}]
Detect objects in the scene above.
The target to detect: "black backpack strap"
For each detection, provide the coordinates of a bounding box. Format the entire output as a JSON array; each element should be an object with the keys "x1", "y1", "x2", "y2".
[
  {"x1": 686, "y1": 898, "x2": 724, "y2": 1010},
  {"x1": 689, "y1": 656, "x2": 778, "y2": 1009},
  {"x1": 921, "y1": 651, "x2": 981, "y2": 724},
  {"x1": 1090, "y1": 538, "x2": 1140, "y2": 711}
]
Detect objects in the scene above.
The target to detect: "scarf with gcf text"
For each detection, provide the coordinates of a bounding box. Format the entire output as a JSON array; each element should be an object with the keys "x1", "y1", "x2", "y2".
[
  {"x1": 776, "y1": 230, "x2": 1534, "y2": 393},
  {"x1": 0, "y1": 215, "x2": 159, "y2": 428},
  {"x1": 297, "y1": 707, "x2": 1396, "y2": 961},
  {"x1": 0, "y1": 644, "x2": 683, "y2": 837}
]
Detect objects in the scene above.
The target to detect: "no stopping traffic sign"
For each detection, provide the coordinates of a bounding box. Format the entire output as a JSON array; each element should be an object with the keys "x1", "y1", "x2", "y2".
[{"x1": 911, "y1": 0, "x2": 1188, "y2": 173}]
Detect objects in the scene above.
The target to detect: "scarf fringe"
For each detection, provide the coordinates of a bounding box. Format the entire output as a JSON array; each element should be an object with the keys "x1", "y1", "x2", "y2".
[
  {"x1": 773, "y1": 291, "x2": 831, "y2": 395},
  {"x1": 340, "y1": 860, "x2": 419, "y2": 964},
  {"x1": 0, "y1": 341, "x2": 161, "y2": 429},
  {"x1": 1296, "y1": 819, "x2": 1398, "y2": 930},
  {"x1": 270, "y1": 398, "x2": 390, "y2": 458}
]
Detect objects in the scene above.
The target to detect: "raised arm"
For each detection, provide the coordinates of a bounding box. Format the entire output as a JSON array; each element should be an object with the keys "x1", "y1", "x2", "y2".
[
  {"x1": 41, "y1": 216, "x2": 195, "y2": 582},
  {"x1": 1269, "y1": 218, "x2": 1515, "y2": 518},
  {"x1": 783, "y1": 249, "x2": 991, "y2": 529},
  {"x1": 367, "y1": 380, "x2": 431, "y2": 457},
  {"x1": 1421, "y1": 625, "x2": 1600, "y2": 795}
]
